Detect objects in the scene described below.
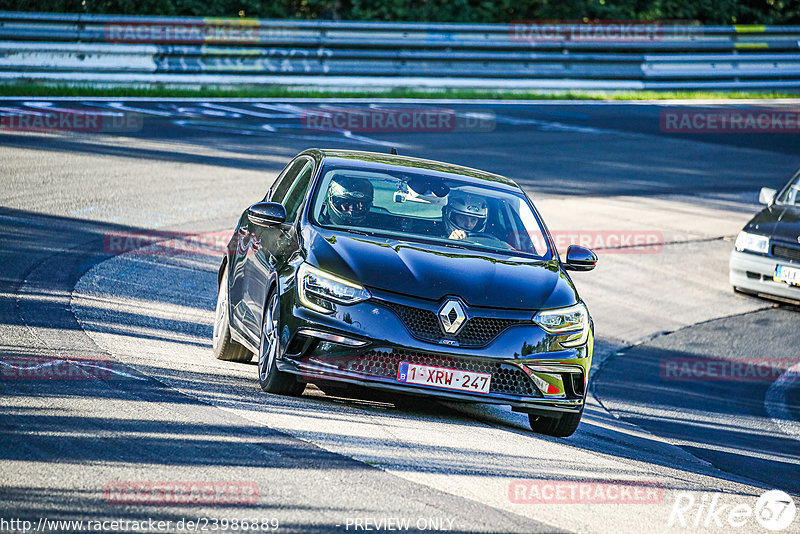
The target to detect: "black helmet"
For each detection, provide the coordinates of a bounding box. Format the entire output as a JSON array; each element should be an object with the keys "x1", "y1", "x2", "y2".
[
  {"x1": 326, "y1": 176, "x2": 374, "y2": 226},
  {"x1": 443, "y1": 190, "x2": 488, "y2": 235}
]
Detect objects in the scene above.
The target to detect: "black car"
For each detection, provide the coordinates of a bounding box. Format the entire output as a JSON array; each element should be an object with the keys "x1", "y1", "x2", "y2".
[
  {"x1": 730, "y1": 168, "x2": 800, "y2": 304},
  {"x1": 212, "y1": 149, "x2": 597, "y2": 437}
]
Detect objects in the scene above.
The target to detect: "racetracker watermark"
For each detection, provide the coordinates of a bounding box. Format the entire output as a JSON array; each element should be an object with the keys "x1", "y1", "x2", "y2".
[
  {"x1": 669, "y1": 490, "x2": 796, "y2": 530},
  {"x1": 301, "y1": 107, "x2": 495, "y2": 133},
  {"x1": 660, "y1": 110, "x2": 800, "y2": 133},
  {"x1": 509, "y1": 479, "x2": 665, "y2": 504},
  {"x1": 0, "y1": 517, "x2": 280, "y2": 532},
  {"x1": 104, "y1": 481, "x2": 259, "y2": 506},
  {"x1": 509, "y1": 20, "x2": 692, "y2": 42},
  {"x1": 660, "y1": 357, "x2": 795, "y2": 382},
  {"x1": 0, "y1": 110, "x2": 143, "y2": 133},
  {"x1": 104, "y1": 19, "x2": 285, "y2": 43},
  {"x1": 532, "y1": 230, "x2": 664, "y2": 254},
  {"x1": 104, "y1": 230, "x2": 230, "y2": 256},
  {"x1": 0, "y1": 356, "x2": 116, "y2": 380}
]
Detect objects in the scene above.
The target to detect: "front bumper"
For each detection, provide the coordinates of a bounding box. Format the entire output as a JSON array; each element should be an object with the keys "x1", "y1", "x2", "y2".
[
  {"x1": 275, "y1": 288, "x2": 592, "y2": 416},
  {"x1": 730, "y1": 249, "x2": 800, "y2": 303}
]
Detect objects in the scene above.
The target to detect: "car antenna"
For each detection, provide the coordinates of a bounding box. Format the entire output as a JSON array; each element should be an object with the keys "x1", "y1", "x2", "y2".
[{"x1": 390, "y1": 147, "x2": 398, "y2": 155}]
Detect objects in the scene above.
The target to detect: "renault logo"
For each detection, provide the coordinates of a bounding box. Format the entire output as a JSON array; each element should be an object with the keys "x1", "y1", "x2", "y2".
[{"x1": 438, "y1": 299, "x2": 466, "y2": 335}]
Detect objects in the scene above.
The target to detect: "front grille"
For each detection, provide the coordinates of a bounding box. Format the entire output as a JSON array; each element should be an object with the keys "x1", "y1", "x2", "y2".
[
  {"x1": 384, "y1": 303, "x2": 440, "y2": 341},
  {"x1": 382, "y1": 301, "x2": 526, "y2": 347},
  {"x1": 459, "y1": 317, "x2": 526, "y2": 346},
  {"x1": 773, "y1": 244, "x2": 800, "y2": 262},
  {"x1": 331, "y1": 349, "x2": 539, "y2": 397}
]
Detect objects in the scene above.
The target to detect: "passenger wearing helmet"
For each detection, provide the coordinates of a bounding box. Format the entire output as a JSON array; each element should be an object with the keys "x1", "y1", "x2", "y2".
[
  {"x1": 443, "y1": 191, "x2": 488, "y2": 240},
  {"x1": 324, "y1": 175, "x2": 374, "y2": 226}
]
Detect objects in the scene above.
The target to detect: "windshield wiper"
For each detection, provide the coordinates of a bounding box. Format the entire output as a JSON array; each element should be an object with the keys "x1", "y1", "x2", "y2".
[
  {"x1": 342, "y1": 228, "x2": 377, "y2": 237},
  {"x1": 436, "y1": 241, "x2": 469, "y2": 250}
]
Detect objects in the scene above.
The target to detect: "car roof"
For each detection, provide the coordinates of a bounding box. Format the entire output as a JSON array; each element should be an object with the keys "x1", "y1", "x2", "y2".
[{"x1": 306, "y1": 149, "x2": 521, "y2": 191}]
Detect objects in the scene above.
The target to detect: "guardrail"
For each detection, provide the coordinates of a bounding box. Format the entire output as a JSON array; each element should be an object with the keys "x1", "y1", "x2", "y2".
[{"x1": 0, "y1": 11, "x2": 798, "y2": 90}]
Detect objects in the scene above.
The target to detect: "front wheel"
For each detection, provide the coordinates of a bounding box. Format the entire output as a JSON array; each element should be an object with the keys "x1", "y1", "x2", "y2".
[
  {"x1": 528, "y1": 409, "x2": 583, "y2": 438},
  {"x1": 258, "y1": 291, "x2": 304, "y2": 396}
]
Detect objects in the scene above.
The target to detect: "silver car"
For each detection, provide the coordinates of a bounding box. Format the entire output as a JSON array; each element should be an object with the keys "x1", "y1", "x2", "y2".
[{"x1": 730, "y1": 169, "x2": 800, "y2": 304}]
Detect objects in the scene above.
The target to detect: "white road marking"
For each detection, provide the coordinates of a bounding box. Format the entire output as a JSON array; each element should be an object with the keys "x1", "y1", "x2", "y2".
[
  {"x1": 99, "y1": 101, "x2": 174, "y2": 116},
  {"x1": 21, "y1": 101, "x2": 125, "y2": 116}
]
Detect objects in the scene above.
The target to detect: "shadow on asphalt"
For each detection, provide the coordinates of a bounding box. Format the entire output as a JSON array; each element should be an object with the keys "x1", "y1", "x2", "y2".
[
  {"x1": 4, "y1": 100, "x2": 799, "y2": 199},
  {"x1": 0, "y1": 206, "x2": 786, "y2": 490},
  {"x1": 1, "y1": 195, "x2": 793, "y2": 525},
  {"x1": 0, "y1": 208, "x2": 800, "y2": 491},
  {"x1": 593, "y1": 313, "x2": 800, "y2": 496}
]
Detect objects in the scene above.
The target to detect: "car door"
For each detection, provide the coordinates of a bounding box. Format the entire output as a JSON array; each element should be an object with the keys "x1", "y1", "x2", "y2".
[
  {"x1": 241, "y1": 156, "x2": 316, "y2": 341},
  {"x1": 229, "y1": 157, "x2": 308, "y2": 341}
]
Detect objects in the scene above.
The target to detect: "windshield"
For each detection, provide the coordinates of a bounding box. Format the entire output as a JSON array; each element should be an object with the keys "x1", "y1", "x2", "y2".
[
  {"x1": 309, "y1": 166, "x2": 551, "y2": 258},
  {"x1": 777, "y1": 173, "x2": 800, "y2": 206}
]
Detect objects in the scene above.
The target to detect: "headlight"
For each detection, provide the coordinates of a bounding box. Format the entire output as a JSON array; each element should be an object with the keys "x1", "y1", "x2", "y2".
[
  {"x1": 734, "y1": 231, "x2": 770, "y2": 254},
  {"x1": 297, "y1": 263, "x2": 371, "y2": 314},
  {"x1": 533, "y1": 302, "x2": 590, "y2": 348}
]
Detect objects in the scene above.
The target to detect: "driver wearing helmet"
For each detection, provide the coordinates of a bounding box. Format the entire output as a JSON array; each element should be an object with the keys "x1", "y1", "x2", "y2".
[
  {"x1": 323, "y1": 175, "x2": 375, "y2": 227},
  {"x1": 442, "y1": 191, "x2": 488, "y2": 240}
]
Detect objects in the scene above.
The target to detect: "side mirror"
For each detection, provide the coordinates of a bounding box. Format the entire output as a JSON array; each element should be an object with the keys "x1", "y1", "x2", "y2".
[
  {"x1": 247, "y1": 202, "x2": 286, "y2": 226},
  {"x1": 564, "y1": 245, "x2": 597, "y2": 272},
  {"x1": 759, "y1": 187, "x2": 777, "y2": 206}
]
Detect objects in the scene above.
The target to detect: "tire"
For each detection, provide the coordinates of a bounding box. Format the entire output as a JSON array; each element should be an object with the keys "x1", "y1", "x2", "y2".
[
  {"x1": 528, "y1": 409, "x2": 583, "y2": 438},
  {"x1": 212, "y1": 266, "x2": 253, "y2": 363},
  {"x1": 258, "y1": 290, "x2": 304, "y2": 396}
]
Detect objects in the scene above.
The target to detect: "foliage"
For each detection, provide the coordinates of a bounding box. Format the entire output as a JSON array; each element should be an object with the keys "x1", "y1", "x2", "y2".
[{"x1": 1, "y1": 0, "x2": 797, "y2": 24}]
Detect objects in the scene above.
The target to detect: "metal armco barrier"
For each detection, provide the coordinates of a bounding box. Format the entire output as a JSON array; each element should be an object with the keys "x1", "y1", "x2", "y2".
[{"x1": 0, "y1": 11, "x2": 798, "y2": 90}]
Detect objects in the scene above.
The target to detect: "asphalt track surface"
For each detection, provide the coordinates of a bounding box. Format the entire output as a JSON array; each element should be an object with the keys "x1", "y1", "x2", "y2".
[{"x1": 1, "y1": 98, "x2": 799, "y2": 534}]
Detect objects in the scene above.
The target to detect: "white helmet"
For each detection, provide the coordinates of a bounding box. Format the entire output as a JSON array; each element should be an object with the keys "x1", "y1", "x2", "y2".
[{"x1": 443, "y1": 191, "x2": 487, "y2": 235}]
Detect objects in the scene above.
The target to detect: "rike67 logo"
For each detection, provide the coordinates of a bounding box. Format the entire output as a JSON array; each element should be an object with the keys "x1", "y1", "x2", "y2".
[{"x1": 669, "y1": 490, "x2": 796, "y2": 531}]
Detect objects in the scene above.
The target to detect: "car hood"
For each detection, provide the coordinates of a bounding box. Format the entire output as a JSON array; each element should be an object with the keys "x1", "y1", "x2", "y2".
[
  {"x1": 745, "y1": 205, "x2": 800, "y2": 244},
  {"x1": 304, "y1": 228, "x2": 579, "y2": 310}
]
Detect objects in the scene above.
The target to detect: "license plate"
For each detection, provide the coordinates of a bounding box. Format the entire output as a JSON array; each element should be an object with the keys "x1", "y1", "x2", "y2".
[
  {"x1": 774, "y1": 265, "x2": 800, "y2": 286},
  {"x1": 397, "y1": 362, "x2": 491, "y2": 394}
]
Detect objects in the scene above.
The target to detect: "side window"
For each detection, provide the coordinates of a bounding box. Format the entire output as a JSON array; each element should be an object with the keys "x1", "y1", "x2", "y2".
[
  {"x1": 270, "y1": 158, "x2": 307, "y2": 204},
  {"x1": 779, "y1": 175, "x2": 800, "y2": 205},
  {"x1": 282, "y1": 162, "x2": 315, "y2": 223}
]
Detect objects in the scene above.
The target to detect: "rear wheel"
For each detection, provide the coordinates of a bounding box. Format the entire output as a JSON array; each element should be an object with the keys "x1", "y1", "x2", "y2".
[
  {"x1": 212, "y1": 267, "x2": 253, "y2": 363},
  {"x1": 528, "y1": 409, "x2": 583, "y2": 438},
  {"x1": 258, "y1": 291, "x2": 304, "y2": 396}
]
